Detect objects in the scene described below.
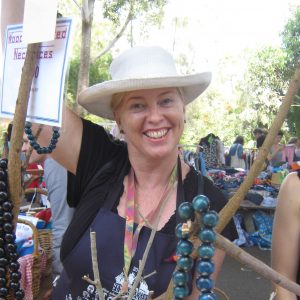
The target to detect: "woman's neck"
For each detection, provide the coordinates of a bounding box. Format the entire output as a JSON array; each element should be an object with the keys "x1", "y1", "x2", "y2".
[{"x1": 128, "y1": 152, "x2": 178, "y2": 189}]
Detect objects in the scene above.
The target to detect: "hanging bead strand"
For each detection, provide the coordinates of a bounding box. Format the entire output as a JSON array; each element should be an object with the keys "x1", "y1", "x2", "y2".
[
  {"x1": 24, "y1": 121, "x2": 60, "y2": 154},
  {"x1": 0, "y1": 159, "x2": 24, "y2": 299},
  {"x1": 193, "y1": 195, "x2": 219, "y2": 300},
  {"x1": 173, "y1": 201, "x2": 195, "y2": 299},
  {"x1": 173, "y1": 194, "x2": 219, "y2": 300}
]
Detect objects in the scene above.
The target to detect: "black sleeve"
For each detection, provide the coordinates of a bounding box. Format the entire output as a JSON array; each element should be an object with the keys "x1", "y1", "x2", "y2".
[
  {"x1": 203, "y1": 176, "x2": 238, "y2": 241},
  {"x1": 67, "y1": 119, "x2": 125, "y2": 207}
]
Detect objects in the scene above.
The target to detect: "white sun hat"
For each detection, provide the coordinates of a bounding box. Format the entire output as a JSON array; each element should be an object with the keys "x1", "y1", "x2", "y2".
[{"x1": 78, "y1": 46, "x2": 212, "y2": 120}]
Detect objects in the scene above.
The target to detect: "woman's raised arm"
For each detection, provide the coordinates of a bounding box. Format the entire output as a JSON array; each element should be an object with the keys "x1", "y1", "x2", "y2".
[{"x1": 32, "y1": 106, "x2": 83, "y2": 174}]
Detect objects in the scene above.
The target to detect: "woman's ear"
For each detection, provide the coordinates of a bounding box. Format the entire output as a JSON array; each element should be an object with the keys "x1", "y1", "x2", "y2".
[{"x1": 114, "y1": 114, "x2": 124, "y2": 134}]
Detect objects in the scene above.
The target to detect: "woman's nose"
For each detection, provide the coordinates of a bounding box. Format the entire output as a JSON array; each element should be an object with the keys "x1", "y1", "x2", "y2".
[{"x1": 147, "y1": 105, "x2": 163, "y2": 122}]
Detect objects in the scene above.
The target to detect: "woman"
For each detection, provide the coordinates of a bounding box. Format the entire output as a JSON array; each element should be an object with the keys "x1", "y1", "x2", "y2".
[
  {"x1": 228, "y1": 136, "x2": 245, "y2": 169},
  {"x1": 294, "y1": 138, "x2": 300, "y2": 162},
  {"x1": 268, "y1": 130, "x2": 285, "y2": 167},
  {"x1": 32, "y1": 46, "x2": 236, "y2": 299},
  {"x1": 271, "y1": 170, "x2": 300, "y2": 300}
]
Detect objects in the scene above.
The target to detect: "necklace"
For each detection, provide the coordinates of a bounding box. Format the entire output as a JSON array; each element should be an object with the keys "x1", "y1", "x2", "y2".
[
  {"x1": 173, "y1": 194, "x2": 218, "y2": 299},
  {"x1": 0, "y1": 159, "x2": 24, "y2": 299},
  {"x1": 122, "y1": 163, "x2": 177, "y2": 293},
  {"x1": 24, "y1": 122, "x2": 60, "y2": 154}
]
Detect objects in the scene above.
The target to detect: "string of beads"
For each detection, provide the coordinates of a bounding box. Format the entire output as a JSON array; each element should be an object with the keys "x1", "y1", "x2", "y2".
[
  {"x1": 0, "y1": 159, "x2": 24, "y2": 299},
  {"x1": 173, "y1": 194, "x2": 219, "y2": 300},
  {"x1": 24, "y1": 122, "x2": 60, "y2": 154}
]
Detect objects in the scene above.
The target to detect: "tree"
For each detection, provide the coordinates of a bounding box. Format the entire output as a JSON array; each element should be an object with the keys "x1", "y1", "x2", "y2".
[
  {"x1": 281, "y1": 7, "x2": 300, "y2": 136},
  {"x1": 240, "y1": 46, "x2": 288, "y2": 131}
]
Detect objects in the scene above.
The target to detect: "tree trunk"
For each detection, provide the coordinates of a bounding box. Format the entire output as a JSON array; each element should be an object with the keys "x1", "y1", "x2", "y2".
[{"x1": 75, "y1": 0, "x2": 95, "y2": 116}]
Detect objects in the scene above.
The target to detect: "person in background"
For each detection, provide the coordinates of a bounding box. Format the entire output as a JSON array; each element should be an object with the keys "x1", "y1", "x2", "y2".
[
  {"x1": 1, "y1": 123, "x2": 13, "y2": 158},
  {"x1": 267, "y1": 130, "x2": 285, "y2": 167},
  {"x1": 287, "y1": 137, "x2": 300, "y2": 162},
  {"x1": 228, "y1": 136, "x2": 245, "y2": 169},
  {"x1": 294, "y1": 138, "x2": 300, "y2": 162},
  {"x1": 271, "y1": 170, "x2": 300, "y2": 300},
  {"x1": 282, "y1": 137, "x2": 299, "y2": 166},
  {"x1": 21, "y1": 136, "x2": 74, "y2": 283},
  {"x1": 256, "y1": 133, "x2": 267, "y2": 149},
  {"x1": 253, "y1": 128, "x2": 264, "y2": 148}
]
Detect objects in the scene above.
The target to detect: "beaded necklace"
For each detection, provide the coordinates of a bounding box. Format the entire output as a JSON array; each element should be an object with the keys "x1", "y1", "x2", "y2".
[
  {"x1": 24, "y1": 122, "x2": 60, "y2": 154},
  {"x1": 173, "y1": 184, "x2": 219, "y2": 299},
  {"x1": 0, "y1": 159, "x2": 24, "y2": 299}
]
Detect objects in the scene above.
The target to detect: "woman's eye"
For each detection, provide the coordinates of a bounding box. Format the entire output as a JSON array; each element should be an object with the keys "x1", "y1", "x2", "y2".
[
  {"x1": 129, "y1": 103, "x2": 145, "y2": 111},
  {"x1": 160, "y1": 98, "x2": 174, "y2": 106}
]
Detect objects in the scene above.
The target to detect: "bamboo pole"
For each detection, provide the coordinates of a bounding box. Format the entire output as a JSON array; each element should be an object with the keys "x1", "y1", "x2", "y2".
[
  {"x1": 217, "y1": 65, "x2": 300, "y2": 232},
  {"x1": 8, "y1": 43, "x2": 40, "y2": 227},
  {"x1": 164, "y1": 65, "x2": 300, "y2": 299},
  {"x1": 215, "y1": 234, "x2": 300, "y2": 297}
]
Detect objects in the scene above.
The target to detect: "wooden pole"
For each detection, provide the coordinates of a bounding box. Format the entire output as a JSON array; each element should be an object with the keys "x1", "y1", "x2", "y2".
[
  {"x1": 215, "y1": 234, "x2": 300, "y2": 297},
  {"x1": 8, "y1": 43, "x2": 41, "y2": 226},
  {"x1": 164, "y1": 65, "x2": 300, "y2": 299},
  {"x1": 217, "y1": 65, "x2": 300, "y2": 232}
]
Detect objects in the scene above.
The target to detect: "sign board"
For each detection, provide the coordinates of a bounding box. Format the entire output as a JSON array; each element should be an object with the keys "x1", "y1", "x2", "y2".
[{"x1": 0, "y1": 18, "x2": 73, "y2": 127}]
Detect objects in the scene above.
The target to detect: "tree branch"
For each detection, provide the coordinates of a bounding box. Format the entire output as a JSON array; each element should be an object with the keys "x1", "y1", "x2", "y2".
[
  {"x1": 87, "y1": 231, "x2": 105, "y2": 300},
  {"x1": 91, "y1": 1, "x2": 135, "y2": 63}
]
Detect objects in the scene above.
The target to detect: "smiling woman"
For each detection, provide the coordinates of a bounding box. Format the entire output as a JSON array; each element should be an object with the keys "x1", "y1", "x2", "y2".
[{"x1": 27, "y1": 46, "x2": 237, "y2": 299}]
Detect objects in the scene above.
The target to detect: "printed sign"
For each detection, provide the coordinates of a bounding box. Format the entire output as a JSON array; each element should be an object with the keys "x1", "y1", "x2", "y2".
[{"x1": 0, "y1": 18, "x2": 73, "y2": 127}]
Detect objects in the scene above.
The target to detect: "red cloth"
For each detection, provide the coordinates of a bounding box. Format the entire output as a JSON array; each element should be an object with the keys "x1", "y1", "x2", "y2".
[
  {"x1": 27, "y1": 163, "x2": 40, "y2": 189},
  {"x1": 19, "y1": 249, "x2": 47, "y2": 300}
]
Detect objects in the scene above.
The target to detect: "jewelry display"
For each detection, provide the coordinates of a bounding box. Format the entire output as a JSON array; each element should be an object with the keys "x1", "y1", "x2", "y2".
[
  {"x1": 0, "y1": 159, "x2": 24, "y2": 299},
  {"x1": 173, "y1": 194, "x2": 218, "y2": 299}
]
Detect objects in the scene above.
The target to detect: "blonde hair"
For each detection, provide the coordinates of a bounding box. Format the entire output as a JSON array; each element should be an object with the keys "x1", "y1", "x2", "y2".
[{"x1": 111, "y1": 92, "x2": 127, "y2": 112}]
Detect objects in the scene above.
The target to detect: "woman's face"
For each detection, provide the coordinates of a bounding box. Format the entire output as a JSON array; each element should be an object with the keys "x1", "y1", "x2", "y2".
[{"x1": 114, "y1": 87, "x2": 185, "y2": 160}]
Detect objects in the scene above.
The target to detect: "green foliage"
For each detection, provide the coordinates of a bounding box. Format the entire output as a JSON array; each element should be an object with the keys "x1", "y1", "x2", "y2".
[
  {"x1": 281, "y1": 9, "x2": 300, "y2": 79},
  {"x1": 246, "y1": 47, "x2": 287, "y2": 97},
  {"x1": 279, "y1": 7, "x2": 300, "y2": 136},
  {"x1": 102, "y1": 0, "x2": 167, "y2": 25},
  {"x1": 238, "y1": 44, "x2": 293, "y2": 139},
  {"x1": 66, "y1": 52, "x2": 113, "y2": 107}
]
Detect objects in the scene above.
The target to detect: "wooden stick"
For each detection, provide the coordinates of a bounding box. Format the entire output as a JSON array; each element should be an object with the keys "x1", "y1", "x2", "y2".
[
  {"x1": 24, "y1": 188, "x2": 48, "y2": 196},
  {"x1": 215, "y1": 233, "x2": 300, "y2": 297},
  {"x1": 90, "y1": 231, "x2": 105, "y2": 300},
  {"x1": 217, "y1": 65, "x2": 300, "y2": 232},
  {"x1": 8, "y1": 43, "x2": 41, "y2": 228}
]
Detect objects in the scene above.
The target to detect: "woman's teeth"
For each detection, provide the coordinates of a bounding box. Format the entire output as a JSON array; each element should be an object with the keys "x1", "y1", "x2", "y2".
[{"x1": 145, "y1": 129, "x2": 168, "y2": 139}]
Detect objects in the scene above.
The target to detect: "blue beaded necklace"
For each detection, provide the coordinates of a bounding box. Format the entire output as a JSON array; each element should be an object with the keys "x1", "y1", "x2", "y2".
[
  {"x1": 173, "y1": 177, "x2": 219, "y2": 299},
  {"x1": 24, "y1": 122, "x2": 60, "y2": 154}
]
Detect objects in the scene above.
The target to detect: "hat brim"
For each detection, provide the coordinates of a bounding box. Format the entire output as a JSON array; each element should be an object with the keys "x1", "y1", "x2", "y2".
[{"x1": 78, "y1": 72, "x2": 212, "y2": 120}]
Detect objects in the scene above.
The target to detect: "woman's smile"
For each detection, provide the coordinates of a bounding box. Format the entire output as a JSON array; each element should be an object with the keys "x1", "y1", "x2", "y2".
[{"x1": 144, "y1": 128, "x2": 169, "y2": 139}]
